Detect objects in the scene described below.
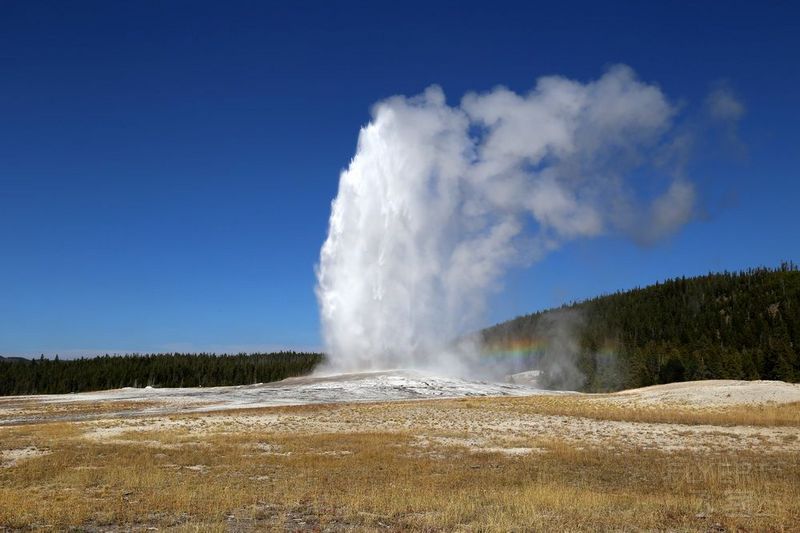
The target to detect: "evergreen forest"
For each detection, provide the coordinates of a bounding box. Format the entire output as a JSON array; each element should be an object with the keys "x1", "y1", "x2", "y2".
[
  {"x1": 0, "y1": 351, "x2": 323, "y2": 395},
  {"x1": 3, "y1": 264, "x2": 798, "y2": 395},
  {"x1": 481, "y1": 263, "x2": 800, "y2": 391}
]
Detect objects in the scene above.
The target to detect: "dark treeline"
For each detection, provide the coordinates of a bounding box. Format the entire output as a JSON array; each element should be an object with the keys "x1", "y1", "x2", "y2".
[
  {"x1": 482, "y1": 263, "x2": 800, "y2": 392},
  {"x1": 0, "y1": 351, "x2": 324, "y2": 396}
]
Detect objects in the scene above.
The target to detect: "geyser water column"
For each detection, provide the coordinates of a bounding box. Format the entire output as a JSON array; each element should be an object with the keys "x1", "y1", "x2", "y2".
[
  {"x1": 316, "y1": 65, "x2": 696, "y2": 375},
  {"x1": 317, "y1": 86, "x2": 477, "y2": 372}
]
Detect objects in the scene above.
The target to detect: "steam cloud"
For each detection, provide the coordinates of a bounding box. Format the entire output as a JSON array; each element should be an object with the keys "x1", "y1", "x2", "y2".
[{"x1": 316, "y1": 65, "x2": 731, "y2": 376}]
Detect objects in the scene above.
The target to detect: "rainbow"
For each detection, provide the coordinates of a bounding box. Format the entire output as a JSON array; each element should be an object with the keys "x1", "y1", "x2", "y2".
[
  {"x1": 480, "y1": 338, "x2": 620, "y2": 359},
  {"x1": 594, "y1": 340, "x2": 620, "y2": 360},
  {"x1": 481, "y1": 338, "x2": 549, "y2": 358}
]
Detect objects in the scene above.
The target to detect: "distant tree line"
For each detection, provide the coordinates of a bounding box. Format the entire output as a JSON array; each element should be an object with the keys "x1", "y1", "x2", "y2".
[
  {"x1": 481, "y1": 263, "x2": 800, "y2": 392},
  {"x1": 0, "y1": 351, "x2": 324, "y2": 396}
]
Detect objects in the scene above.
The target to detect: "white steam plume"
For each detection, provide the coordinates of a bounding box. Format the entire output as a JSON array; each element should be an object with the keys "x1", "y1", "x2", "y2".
[{"x1": 317, "y1": 65, "x2": 695, "y2": 375}]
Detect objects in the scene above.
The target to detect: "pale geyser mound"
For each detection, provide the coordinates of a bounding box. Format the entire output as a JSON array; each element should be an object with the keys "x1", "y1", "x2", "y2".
[
  {"x1": 610, "y1": 379, "x2": 800, "y2": 408},
  {"x1": 316, "y1": 65, "x2": 733, "y2": 375}
]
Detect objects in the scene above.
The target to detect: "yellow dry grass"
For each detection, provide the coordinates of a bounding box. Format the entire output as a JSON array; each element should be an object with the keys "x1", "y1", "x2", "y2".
[
  {"x1": 0, "y1": 399, "x2": 164, "y2": 423},
  {"x1": 1, "y1": 395, "x2": 799, "y2": 531},
  {"x1": 466, "y1": 395, "x2": 800, "y2": 427}
]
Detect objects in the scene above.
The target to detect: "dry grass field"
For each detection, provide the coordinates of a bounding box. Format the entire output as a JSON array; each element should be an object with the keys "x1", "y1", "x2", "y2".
[{"x1": 1, "y1": 381, "x2": 800, "y2": 531}]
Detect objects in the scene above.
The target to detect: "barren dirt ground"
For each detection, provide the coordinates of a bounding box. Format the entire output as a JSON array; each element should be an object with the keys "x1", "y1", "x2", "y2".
[{"x1": 1, "y1": 376, "x2": 799, "y2": 531}]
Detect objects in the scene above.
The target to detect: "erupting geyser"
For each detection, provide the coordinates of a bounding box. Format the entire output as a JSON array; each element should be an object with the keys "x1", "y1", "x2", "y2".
[{"x1": 316, "y1": 65, "x2": 708, "y2": 376}]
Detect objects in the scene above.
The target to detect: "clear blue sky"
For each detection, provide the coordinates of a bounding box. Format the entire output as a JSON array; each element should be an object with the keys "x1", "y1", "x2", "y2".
[{"x1": 1, "y1": 1, "x2": 798, "y2": 357}]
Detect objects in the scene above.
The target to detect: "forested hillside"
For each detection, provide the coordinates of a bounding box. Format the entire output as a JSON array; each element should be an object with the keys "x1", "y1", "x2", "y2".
[
  {"x1": 3, "y1": 265, "x2": 798, "y2": 396},
  {"x1": 482, "y1": 263, "x2": 800, "y2": 392},
  {"x1": 0, "y1": 352, "x2": 323, "y2": 396}
]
